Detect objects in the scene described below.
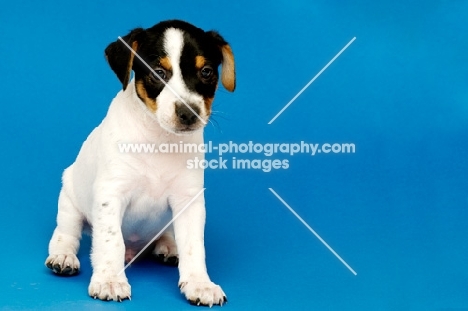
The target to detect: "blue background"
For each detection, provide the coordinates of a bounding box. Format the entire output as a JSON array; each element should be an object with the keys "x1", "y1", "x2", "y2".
[{"x1": 1, "y1": 1, "x2": 467, "y2": 310}]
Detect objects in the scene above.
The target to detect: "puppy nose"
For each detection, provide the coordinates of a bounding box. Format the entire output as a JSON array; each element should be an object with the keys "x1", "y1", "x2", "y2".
[{"x1": 175, "y1": 102, "x2": 200, "y2": 126}]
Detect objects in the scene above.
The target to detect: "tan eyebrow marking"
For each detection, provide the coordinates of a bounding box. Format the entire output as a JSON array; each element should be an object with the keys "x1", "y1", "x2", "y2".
[
  {"x1": 159, "y1": 56, "x2": 172, "y2": 70},
  {"x1": 195, "y1": 55, "x2": 206, "y2": 70}
]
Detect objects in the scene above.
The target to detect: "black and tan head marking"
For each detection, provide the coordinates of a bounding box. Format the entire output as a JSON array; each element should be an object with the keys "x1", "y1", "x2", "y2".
[{"x1": 104, "y1": 20, "x2": 236, "y2": 133}]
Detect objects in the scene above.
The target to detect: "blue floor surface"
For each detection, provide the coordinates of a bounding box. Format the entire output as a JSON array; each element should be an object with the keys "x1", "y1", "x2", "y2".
[{"x1": 1, "y1": 1, "x2": 467, "y2": 310}]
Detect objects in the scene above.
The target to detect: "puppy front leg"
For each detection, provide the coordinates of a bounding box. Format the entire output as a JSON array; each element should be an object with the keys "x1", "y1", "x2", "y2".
[
  {"x1": 88, "y1": 197, "x2": 131, "y2": 302},
  {"x1": 172, "y1": 194, "x2": 227, "y2": 307}
]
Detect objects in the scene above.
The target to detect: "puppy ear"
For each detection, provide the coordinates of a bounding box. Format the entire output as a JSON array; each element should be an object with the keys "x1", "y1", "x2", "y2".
[
  {"x1": 105, "y1": 28, "x2": 144, "y2": 90},
  {"x1": 207, "y1": 31, "x2": 236, "y2": 92}
]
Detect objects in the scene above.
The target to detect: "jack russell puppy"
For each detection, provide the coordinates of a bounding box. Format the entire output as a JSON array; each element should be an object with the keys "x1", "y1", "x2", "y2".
[{"x1": 45, "y1": 19, "x2": 235, "y2": 307}]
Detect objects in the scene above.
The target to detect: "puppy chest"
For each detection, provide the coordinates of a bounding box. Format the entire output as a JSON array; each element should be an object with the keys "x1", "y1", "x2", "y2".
[{"x1": 121, "y1": 195, "x2": 172, "y2": 245}]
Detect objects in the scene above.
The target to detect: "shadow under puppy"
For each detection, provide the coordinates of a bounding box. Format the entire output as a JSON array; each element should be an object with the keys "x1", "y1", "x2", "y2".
[{"x1": 45, "y1": 19, "x2": 235, "y2": 307}]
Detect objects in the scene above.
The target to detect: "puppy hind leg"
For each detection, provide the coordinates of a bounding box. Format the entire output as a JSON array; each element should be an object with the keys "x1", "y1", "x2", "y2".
[{"x1": 45, "y1": 189, "x2": 83, "y2": 275}]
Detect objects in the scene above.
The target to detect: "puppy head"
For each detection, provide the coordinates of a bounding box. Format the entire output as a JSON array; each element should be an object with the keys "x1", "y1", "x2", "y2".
[{"x1": 105, "y1": 20, "x2": 236, "y2": 135}]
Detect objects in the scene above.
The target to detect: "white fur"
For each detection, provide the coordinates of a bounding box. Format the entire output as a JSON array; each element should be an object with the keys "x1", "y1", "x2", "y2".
[
  {"x1": 45, "y1": 28, "x2": 225, "y2": 304},
  {"x1": 156, "y1": 28, "x2": 207, "y2": 134}
]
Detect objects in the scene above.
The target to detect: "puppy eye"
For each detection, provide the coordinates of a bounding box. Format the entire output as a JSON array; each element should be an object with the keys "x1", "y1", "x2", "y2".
[
  {"x1": 200, "y1": 66, "x2": 213, "y2": 79},
  {"x1": 152, "y1": 68, "x2": 167, "y2": 81}
]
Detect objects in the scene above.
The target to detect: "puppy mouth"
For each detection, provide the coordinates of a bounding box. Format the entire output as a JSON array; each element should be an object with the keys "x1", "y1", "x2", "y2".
[
  {"x1": 159, "y1": 121, "x2": 206, "y2": 136},
  {"x1": 173, "y1": 124, "x2": 205, "y2": 135}
]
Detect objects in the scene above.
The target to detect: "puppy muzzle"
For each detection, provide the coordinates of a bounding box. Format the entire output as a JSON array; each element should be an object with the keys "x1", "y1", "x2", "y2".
[{"x1": 172, "y1": 101, "x2": 205, "y2": 134}]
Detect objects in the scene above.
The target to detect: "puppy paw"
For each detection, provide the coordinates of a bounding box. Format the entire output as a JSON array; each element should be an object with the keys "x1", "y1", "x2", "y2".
[
  {"x1": 179, "y1": 281, "x2": 227, "y2": 307},
  {"x1": 124, "y1": 248, "x2": 137, "y2": 264},
  {"x1": 153, "y1": 237, "x2": 178, "y2": 266},
  {"x1": 88, "y1": 277, "x2": 131, "y2": 302},
  {"x1": 45, "y1": 254, "x2": 80, "y2": 275},
  {"x1": 154, "y1": 253, "x2": 179, "y2": 266}
]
